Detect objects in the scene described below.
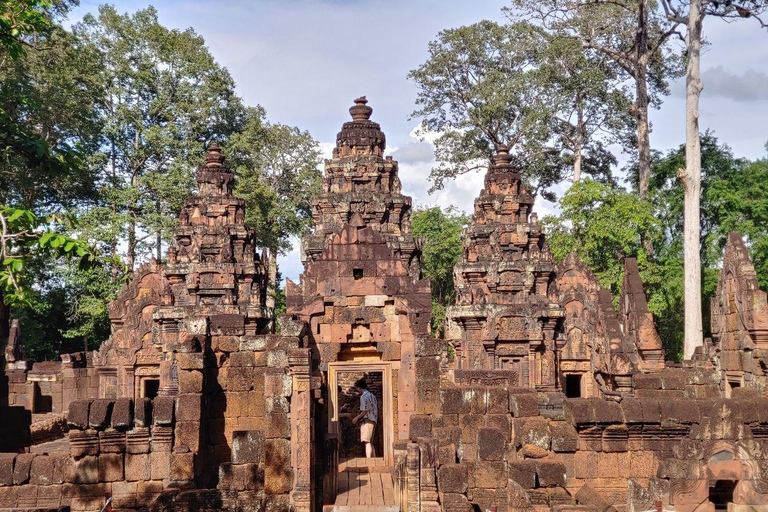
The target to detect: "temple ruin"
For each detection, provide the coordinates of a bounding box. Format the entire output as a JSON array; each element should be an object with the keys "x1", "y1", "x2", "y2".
[{"x1": 2, "y1": 99, "x2": 768, "y2": 512}]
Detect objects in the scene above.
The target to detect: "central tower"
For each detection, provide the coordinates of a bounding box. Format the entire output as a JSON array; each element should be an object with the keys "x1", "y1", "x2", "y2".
[{"x1": 286, "y1": 98, "x2": 431, "y2": 464}]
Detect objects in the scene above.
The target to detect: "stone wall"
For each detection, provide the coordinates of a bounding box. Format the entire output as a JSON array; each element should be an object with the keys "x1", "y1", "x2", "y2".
[
  {"x1": 4, "y1": 352, "x2": 97, "y2": 415},
  {"x1": 564, "y1": 397, "x2": 768, "y2": 512},
  {"x1": 0, "y1": 396, "x2": 178, "y2": 511}
]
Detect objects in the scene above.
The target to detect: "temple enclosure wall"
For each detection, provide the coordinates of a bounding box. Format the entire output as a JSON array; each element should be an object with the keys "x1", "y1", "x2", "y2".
[{"x1": 3, "y1": 98, "x2": 768, "y2": 512}]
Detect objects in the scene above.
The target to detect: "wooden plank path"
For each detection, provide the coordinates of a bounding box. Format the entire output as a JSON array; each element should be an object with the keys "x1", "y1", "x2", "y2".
[{"x1": 334, "y1": 458, "x2": 397, "y2": 510}]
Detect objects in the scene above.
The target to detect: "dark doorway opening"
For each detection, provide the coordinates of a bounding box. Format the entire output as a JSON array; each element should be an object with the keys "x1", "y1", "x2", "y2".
[
  {"x1": 710, "y1": 480, "x2": 737, "y2": 511},
  {"x1": 337, "y1": 370, "x2": 384, "y2": 460},
  {"x1": 565, "y1": 374, "x2": 582, "y2": 398},
  {"x1": 143, "y1": 379, "x2": 160, "y2": 399}
]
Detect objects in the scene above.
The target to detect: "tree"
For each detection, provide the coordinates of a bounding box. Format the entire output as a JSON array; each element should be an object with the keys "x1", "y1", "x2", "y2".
[
  {"x1": 411, "y1": 206, "x2": 467, "y2": 336},
  {"x1": 0, "y1": 0, "x2": 75, "y2": 59},
  {"x1": 408, "y1": 20, "x2": 629, "y2": 199},
  {"x1": 647, "y1": 134, "x2": 768, "y2": 340},
  {"x1": 227, "y1": 106, "x2": 323, "y2": 310},
  {"x1": 658, "y1": 0, "x2": 768, "y2": 358},
  {"x1": 543, "y1": 179, "x2": 687, "y2": 357},
  {"x1": 75, "y1": 5, "x2": 245, "y2": 271},
  {"x1": 509, "y1": 0, "x2": 684, "y2": 199},
  {"x1": 0, "y1": 1, "x2": 100, "y2": 211},
  {"x1": 534, "y1": 35, "x2": 634, "y2": 183}
]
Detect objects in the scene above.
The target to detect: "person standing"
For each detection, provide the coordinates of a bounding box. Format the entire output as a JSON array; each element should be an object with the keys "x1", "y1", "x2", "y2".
[{"x1": 351, "y1": 378, "x2": 377, "y2": 458}]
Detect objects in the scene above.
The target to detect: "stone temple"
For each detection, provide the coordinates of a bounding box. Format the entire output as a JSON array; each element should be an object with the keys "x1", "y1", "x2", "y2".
[{"x1": 2, "y1": 98, "x2": 768, "y2": 512}]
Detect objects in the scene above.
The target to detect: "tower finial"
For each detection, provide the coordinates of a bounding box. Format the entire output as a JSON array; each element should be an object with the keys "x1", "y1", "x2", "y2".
[
  {"x1": 350, "y1": 96, "x2": 373, "y2": 121},
  {"x1": 205, "y1": 142, "x2": 225, "y2": 168}
]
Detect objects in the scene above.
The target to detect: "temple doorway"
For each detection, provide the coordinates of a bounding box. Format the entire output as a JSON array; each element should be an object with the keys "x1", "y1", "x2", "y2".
[
  {"x1": 709, "y1": 480, "x2": 736, "y2": 511},
  {"x1": 328, "y1": 362, "x2": 396, "y2": 509}
]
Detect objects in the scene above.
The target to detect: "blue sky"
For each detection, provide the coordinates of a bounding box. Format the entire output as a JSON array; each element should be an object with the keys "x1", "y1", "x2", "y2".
[{"x1": 68, "y1": 0, "x2": 768, "y2": 282}]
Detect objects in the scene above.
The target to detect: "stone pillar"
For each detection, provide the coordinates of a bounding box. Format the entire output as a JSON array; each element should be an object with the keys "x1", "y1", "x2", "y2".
[
  {"x1": 289, "y1": 348, "x2": 313, "y2": 512},
  {"x1": 406, "y1": 442, "x2": 421, "y2": 512}
]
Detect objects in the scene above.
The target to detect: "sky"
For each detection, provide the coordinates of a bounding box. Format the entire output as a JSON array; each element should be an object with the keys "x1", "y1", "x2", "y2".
[{"x1": 68, "y1": 0, "x2": 768, "y2": 283}]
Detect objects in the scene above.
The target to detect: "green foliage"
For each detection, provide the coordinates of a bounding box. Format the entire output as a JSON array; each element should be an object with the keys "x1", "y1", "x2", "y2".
[
  {"x1": 545, "y1": 136, "x2": 768, "y2": 362},
  {"x1": 227, "y1": 107, "x2": 323, "y2": 255},
  {"x1": 75, "y1": 5, "x2": 246, "y2": 267},
  {"x1": 0, "y1": 0, "x2": 74, "y2": 59},
  {"x1": 412, "y1": 206, "x2": 467, "y2": 336},
  {"x1": 0, "y1": 206, "x2": 96, "y2": 304},
  {"x1": 644, "y1": 134, "x2": 768, "y2": 337},
  {"x1": 543, "y1": 180, "x2": 661, "y2": 294},
  {"x1": 408, "y1": 20, "x2": 631, "y2": 198},
  {"x1": 542, "y1": 179, "x2": 684, "y2": 359},
  {"x1": 0, "y1": 3, "x2": 100, "y2": 211}
]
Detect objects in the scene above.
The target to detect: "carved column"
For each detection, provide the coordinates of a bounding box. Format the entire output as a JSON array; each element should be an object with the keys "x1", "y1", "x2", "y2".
[
  {"x1": 290, "y1": 348, "x2": 313, "y2": 512},
  {"x1": 406, "y1": 442, "x2": 421, "y2": 512}
]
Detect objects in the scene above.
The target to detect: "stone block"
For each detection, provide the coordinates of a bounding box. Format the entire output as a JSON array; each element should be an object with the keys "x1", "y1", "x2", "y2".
[
  {"x1": 633, "y1": 374, "x2": 663, "y2": 390},
  {"x1": 460, "y1": 414, "x2": 484, "y2": 441},
  {"x1": 16, "y1": 485, "x2": 38, "y2": 509},
  {"x1": 536, "y1": 459, "x2": 567, "y2": 487},
  {"x1": 154, "y1": 396, "x2": 175, "y2": 426},
  {"x1": 514, "y1": 416, "x2": 550, "y2": 450},
  {"x1": 440, "y1": 492, "x2": 473, "y2": 512},
  {"x1": 508, "y1": 460, "x2": 537, "y2": 489},
  {"x1": 509, "y1": 390, "x2": 539, "y2": 417},
  {"x1": 124, "y1": 453, "x2": 150, "y2": 481},
  {"x1": 409, "y1": 415, "x2": 432, "y2": 441},
  {"x1": 71, "y1": 455, "x2": 99, "y2": 484},
  {"x1": 68, "y1": 400, "x2": 91, "y2": 429},
  {"x1": 484, "y1": 414, "x2": 511, "y2": 442},
  {"x1": 639, "y1": 399, "x2": 662, "y2": 424},
  {"x1": 111, "y1": 398, "x2": 133, "y2": 430},
  {"x1": 551, "y1": 421, "x2": 578, "y2": 452},
  {"x1": 264, "y1": 413, "x2": 291, "y2": 439},
  {"x1": 12, "y1": 453, "x2": 34, "y2": 484},
  {"x1": 437, "y1": 463, "x2": 468, "y2": 493},
  {"x1": 471, "y1": 461, "x2": 506, "y2": 488},
  {"x1": 264, "y1": 373, "x2": 292, "y2": 397},
  {"x1": 592, "y1": 400, "x2": 623, "y2": 424},
  {"x1": 179, "y1": 370, "x2": 204, "y2": 394},
  {"x1": 134, "y1": 397, "x2": 152, "y2": 426},
  {"x1": 175, "y1": 421, "x2": 201, "y2": 452},
  {"x1": 487, "y1": 387, "x2": 509, "y2": 414},
  {"x1": 414, "y1": 369, "x2": 439, "y2": 406},
  {"x1": 564, "y1": 398, "x2": 595, "y2": 425},
  {"x1": 51, "y1": 454, "x2": 72, "y2": 484},
  {"x1": 36, "y1": 484, "x2": 63, "y2": 508},
  {"x1": 176, "y1": 393, "x2": 202, "y2": 422},
  {"x1": 232, "y1": 431, "x2": 265, "y2": 464},
  {"x1": 263, "y1": 438, "x2": 290, "y2": 494},
  {"x1": 89, "y1": 399, "x2": 114, "y2": 429},
  {"x1": 0, "y1": 486, "x2": 18, "y2": 509},
  {"x1": 0, "y1": 453, "x2": 14, "y2": 485},
  {"x1": 138, "y1": 480, "x2": 164, "y2": 499},
  {"x1": 98, "y1": 452, "x2": 124, "y2": 482},
  {"x1": 150, "y1": 450, "x2": 171, "y2": 480},
  {"x1": 177, "y1": 352, "x2": 205, "y2": 370},
  {"x1": 441, "y1": 388, "x2": 471, "y2": 415},
  {"x1": 171, "y1": 452, "x2": 195, "y2": 482},
  {"x1": 219, "y1": 462, "x2": 264, "y2": 491},
  {"x1": 477, "y1": 427, "x2": 506, "y2": 461},
  {"x1": 30, "y1": 455, "x2": 55, "y2": 485}
]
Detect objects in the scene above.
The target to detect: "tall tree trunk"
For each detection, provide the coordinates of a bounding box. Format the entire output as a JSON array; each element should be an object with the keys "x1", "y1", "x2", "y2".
[
  {"x1": 127, "y1": 209, "x2": 136, "y2": 272},
  {"x1": 156, "y1": 198, "x2": 162, "y2": 262},
  {"x1": 573, "y1": 141, "x2": 582, "y2": 183},
  {"x1": 680, "y1": 0, "x2": 704, "y2": 360},
  {"x1": 267, "y1": 249, "x2": 277, "y2": 332},
  {"x1": 574, "y1": 97, "x2": 584, "y2": 183},
  {"x1": 635, "y1": 0, "x2": 651, "y2": 200}
]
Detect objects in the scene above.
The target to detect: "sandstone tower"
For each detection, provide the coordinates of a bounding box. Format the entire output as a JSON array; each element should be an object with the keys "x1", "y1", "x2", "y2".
[{"x1": 446, "y1": 145, "x2": 563, "y2": 389}]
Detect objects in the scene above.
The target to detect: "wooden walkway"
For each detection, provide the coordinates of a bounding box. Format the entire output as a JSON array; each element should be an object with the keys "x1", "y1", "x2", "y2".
[{"x1": 334, "y1": 458, "x2": 397, "y2": 509}]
